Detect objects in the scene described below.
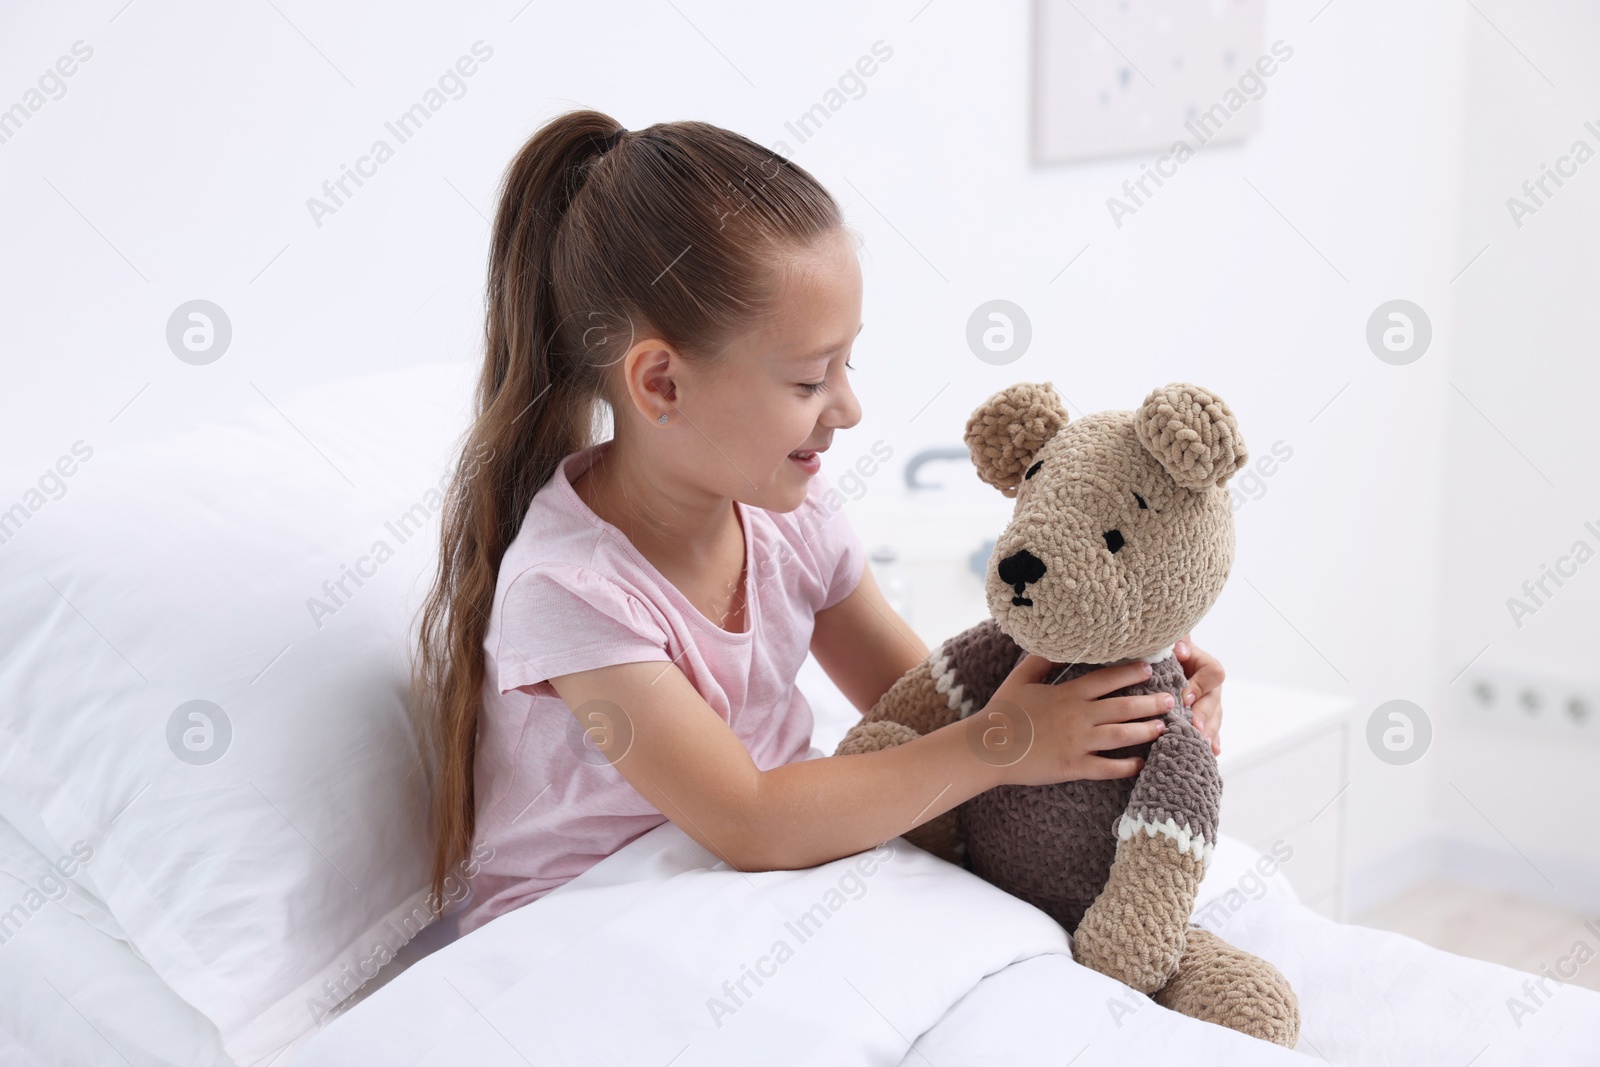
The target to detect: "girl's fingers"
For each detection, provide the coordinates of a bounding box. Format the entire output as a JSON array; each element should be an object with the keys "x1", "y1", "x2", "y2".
[
  {"x1": 1095, "y1": 691, "x2": 1173, "y2": 726},
  {"x1": 1092, "y1": 715, "x2": 1169, "y2": 751},
  {"x1": 1193, "y1": 692, "x2": 1223, "y2": 755},
  {"x1": 1072, "y1": 660, "x2": 1155, "y2": 700},
  {"x1": 1176, "y1": 638, "x2": 1224, "y2": 687},
  {"x1": 1185, "y1": 658, "x2": 1224, "y2": 699},
  {"x1": 1177, "y1": 638, "x2": 1225, "y2": 752}
]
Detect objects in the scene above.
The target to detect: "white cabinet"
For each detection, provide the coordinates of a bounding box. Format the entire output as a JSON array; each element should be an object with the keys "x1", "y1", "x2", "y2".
[{"x1": 1214, "y1": 678, "x2": 1355, "y2": 921}]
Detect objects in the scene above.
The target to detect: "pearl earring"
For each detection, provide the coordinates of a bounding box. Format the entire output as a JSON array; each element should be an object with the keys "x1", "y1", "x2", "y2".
[{"x1": 658, "y1": 414, "x2": 669, "y2": 424}]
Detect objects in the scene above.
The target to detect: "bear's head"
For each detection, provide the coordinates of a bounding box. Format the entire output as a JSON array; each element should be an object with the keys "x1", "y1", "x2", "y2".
[{"x1": 963, "y1": 381, "x2": 1248, "y2": 665}]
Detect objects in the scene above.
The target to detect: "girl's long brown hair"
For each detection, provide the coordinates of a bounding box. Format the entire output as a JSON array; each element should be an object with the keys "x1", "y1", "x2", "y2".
[{"x1": 413, "y1": 108, "x2": 845, "y2": 912}]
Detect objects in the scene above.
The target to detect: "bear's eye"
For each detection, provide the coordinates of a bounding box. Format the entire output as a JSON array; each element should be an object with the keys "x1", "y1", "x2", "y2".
[
  {"x1": 1024, "y1": 461, "x2": 1043, "y2": 480},
  {"x1": 1133, "y1": 492, "x2": 1148, "y2": 510}
]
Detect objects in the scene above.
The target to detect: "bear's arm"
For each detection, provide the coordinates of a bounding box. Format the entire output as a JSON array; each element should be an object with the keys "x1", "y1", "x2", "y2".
[
  {"x1": 856, "y1": 615, "x2": 1022, "y2": 736},
  {"x1": 832, "y1": 617, "x2": 1022, "y2": 865},
  {"x1": 1070, "y1": 685, "x2": 1222, "y2": 992}
]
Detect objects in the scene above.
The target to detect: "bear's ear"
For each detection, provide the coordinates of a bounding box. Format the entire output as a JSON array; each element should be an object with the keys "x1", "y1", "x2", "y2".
[
  {"x1": 963, "y1": 381, "x2": 1070, "y2": 498},
  {"x1": 1134, "y1": 382, "x2": 1248, "y2": 490}
]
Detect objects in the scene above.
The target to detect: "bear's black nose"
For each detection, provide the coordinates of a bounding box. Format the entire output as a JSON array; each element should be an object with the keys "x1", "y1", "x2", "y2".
[
  {"x1": 1103, "y1": 529, "x2": 1125, "y2": 554},
  {"x1": 997, "y1": 549, "x2": 1046, "y2": 606}
]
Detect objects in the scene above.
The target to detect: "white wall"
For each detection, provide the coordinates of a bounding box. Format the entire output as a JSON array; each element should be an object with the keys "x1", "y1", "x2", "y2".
[
  {"x1": 1432, "y1": 1, "x2": 1600, "y2": 914},
  {"x1": 7, "y1": 1, "x2": 1591, "y2": 913}
]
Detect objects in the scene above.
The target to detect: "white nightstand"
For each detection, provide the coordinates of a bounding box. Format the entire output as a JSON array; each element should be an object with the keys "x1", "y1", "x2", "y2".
[{"x1": 1214, "y1": 678, "x2": 1355, "y2": 921}]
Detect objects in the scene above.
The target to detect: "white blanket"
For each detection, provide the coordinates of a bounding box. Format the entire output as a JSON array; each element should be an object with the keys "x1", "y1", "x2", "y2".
[
  {"x1": 290, "y1": 825, "x2": 1317, "y2": 1065},
  {"x1": 909, "y1": 891, "x2": 1600, "y2": 1066},
  {"x1": 293, "y1": 822, "x2": 1600, "y2": 1065},
  {"x1": 9, "y1": 814, "x2": 1596, "y2": 1067}
]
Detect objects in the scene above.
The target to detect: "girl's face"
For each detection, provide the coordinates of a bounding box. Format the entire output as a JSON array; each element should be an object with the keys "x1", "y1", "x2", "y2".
[{"x1": 667, "y1": 228, "x2": 865, "y2": 513}]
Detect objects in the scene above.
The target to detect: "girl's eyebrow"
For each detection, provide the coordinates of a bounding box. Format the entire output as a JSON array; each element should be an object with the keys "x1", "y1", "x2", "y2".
[{"x1": 803, "y1": 322, "x2": 864, "y2": 359}]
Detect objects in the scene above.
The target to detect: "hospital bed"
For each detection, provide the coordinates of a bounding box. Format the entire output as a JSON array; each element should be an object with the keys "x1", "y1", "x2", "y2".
[{"x1": 2, "y1": 363, "x2": 1594, "y2": 1066}]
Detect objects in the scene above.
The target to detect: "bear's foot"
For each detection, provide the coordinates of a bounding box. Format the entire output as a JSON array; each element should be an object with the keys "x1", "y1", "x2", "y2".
[{"x1": 1152, "y1": 926, "x2": 1300, "y2": 1048}]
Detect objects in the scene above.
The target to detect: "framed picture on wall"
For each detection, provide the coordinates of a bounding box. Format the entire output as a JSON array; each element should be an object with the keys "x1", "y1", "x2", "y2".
[{"x1": 1033, "y1": 0, "x2": 1272, "y2": 164}]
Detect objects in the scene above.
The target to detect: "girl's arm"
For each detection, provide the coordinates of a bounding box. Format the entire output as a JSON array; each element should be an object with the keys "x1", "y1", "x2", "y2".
[
  {"x1": 808, "y1": 560, "x2": 930, "y2": 713},
  {"x1": 549, "y1": 651, "x2": 1167, "y2": 874},
  {"x1": 548, "y1": 658, "x2": 1000, "y2": 872}
]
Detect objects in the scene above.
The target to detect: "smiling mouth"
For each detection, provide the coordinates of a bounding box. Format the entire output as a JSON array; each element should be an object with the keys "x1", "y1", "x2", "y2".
[{"x1": 789, "y1": 444, "x2": 829, "y2": 460}]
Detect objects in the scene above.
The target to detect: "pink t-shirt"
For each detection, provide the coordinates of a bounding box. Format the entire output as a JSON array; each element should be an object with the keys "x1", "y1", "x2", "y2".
[{"x1": 454, "y1": 438, "x2": 867, "y2": 936}]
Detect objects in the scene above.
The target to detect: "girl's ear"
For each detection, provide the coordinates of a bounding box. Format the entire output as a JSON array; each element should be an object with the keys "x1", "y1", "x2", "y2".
[
  {"x1": 963, "y1": 381, "x2": 1069, "y2": 498},
  {"x1": 620, "y1": 342, "x2": 678, "y2": 425}
]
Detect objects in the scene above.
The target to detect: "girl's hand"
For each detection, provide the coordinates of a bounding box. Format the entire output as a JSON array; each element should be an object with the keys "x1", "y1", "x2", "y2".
[
  {"x1": 978, "y1": 654, "x2": 1172, "y2": 787},
  {"x1": 1174, "y1": 635, "x2": 1224, "y2": 757}
]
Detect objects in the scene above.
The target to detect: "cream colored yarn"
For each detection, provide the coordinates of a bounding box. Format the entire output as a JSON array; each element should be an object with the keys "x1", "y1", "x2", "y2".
[
  {"x1": 1133, "y1": 383, "x2": 1248, "y2": 490},
  {"x1": 962, "y1": 380, "x2": 1070, "y2": 497},
  {"x1": 834, "y1": 379, "x2": 1302, "y2": 1049}
]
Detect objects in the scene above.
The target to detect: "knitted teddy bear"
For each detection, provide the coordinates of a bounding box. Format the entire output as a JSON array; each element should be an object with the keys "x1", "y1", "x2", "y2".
[{"x1": 835, "y1": 381, "x2": 1300, "y2": 1048}]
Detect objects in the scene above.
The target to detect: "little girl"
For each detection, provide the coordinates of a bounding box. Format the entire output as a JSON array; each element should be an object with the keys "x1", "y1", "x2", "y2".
[{"x1": 413, "y1": 109, "x2": 1228, "y2": 933}]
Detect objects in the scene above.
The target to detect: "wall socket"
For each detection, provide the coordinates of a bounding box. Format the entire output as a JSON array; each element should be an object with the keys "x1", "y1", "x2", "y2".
[{"x1": 1459, "y1": 666, "x2": 1600, "y2": 739}]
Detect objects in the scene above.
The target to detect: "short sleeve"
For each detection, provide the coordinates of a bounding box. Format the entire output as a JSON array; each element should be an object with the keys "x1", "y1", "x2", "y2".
[
  {"x1": 807, "y1": 473, "x2": 868, "y2": 612},
  {"x1": 491, "y1": 564, "x2": 673, "y2": 696}
]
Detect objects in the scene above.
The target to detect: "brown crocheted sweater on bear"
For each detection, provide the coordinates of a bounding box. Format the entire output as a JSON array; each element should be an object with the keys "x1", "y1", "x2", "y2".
[{"x1": 910, "y1": 616, "x2": 1221, "y2": 935}]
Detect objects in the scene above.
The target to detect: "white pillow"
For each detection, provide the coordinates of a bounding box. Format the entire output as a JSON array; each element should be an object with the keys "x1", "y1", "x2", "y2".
[
  {"x1": 0, "y1": 814, "x2": 234, "y2": 1066},
  {"x1": 0, "y1": 777, "x2": 127, "y2": 945},
  {"x1": 0, "y1": 361, "x2": 477, "y2": 1063}
]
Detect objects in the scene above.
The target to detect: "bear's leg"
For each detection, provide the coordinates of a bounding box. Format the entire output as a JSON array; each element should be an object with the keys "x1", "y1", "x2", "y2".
[
  {"x1": 835, "y1": 720, "x2": 963, "y2": 866},
  {"x1": 1072, "y1": 697, "x2": 1220, "y2": 991},
  {"x1": 1151, "y1": 925, "x2": 1300, "y2": 1048},
  {"x1": 1070, "y1": 831, "x2": 1205, "y2": 991}
]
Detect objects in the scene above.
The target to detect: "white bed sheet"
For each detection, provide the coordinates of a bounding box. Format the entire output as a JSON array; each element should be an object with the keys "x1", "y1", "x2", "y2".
[
  {"x1": 285, "y1": 815, "x2": 1600, "y2": 1067},
  {"x1": 909, "y1": 892, "x2": 1600, "y2": 1066},
  {"x1": 4, "y1": 812, "x2": 1597, "y2": 1066},
  {"x1": 290, "y1": 822, "x2": 1305, "y2": 1067}
]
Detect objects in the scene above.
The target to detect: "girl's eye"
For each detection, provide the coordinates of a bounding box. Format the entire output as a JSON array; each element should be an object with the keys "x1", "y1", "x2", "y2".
[
  {"x1": 1024, "y1": 460, "x2": 1043, "y2": 480},
  {"x1": 1133, "y1": 492, "x2": 1148, "y2": 509},
  {"x1": 800, "y1": 360, "x2": 856, "y2": 396}
]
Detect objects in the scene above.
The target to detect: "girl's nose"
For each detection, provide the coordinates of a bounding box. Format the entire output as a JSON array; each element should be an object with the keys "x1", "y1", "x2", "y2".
[{"x1": 828, "y1": 378, "x2": 863, "y2": 429}]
